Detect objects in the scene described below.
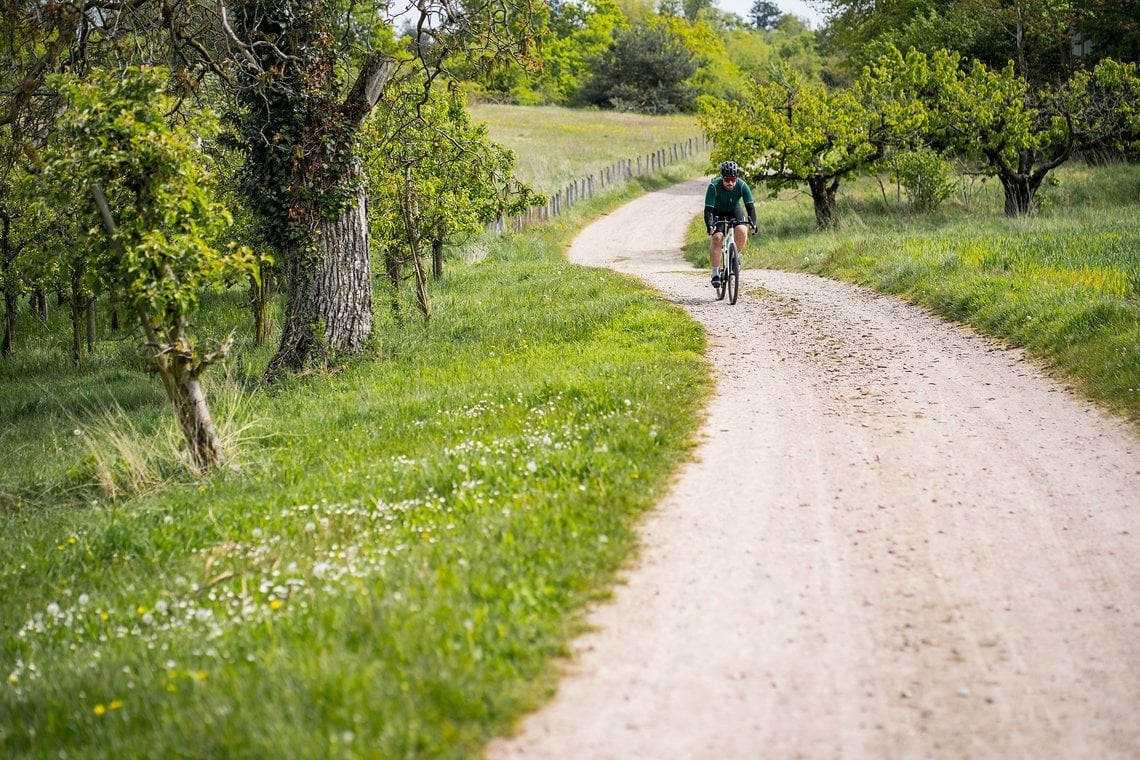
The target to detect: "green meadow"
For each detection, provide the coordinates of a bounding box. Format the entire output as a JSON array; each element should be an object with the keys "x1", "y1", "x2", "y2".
[
  {"x1": 0, "y1": 116, "x2": 709, "y2": 756},
  {"x1": 4, "y1": 100, "x2": 1139, "y2": 758}
]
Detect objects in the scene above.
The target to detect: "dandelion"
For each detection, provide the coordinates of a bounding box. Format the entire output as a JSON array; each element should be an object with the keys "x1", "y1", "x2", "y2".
[
  {"x1": 109, "y1": 699, "x2": 124, "y2": 710},
  {"x1": 93, "y1": 704, "x2": 107, "y2": 716},
  {"x1": 526, "y1": 461, "x2": 537, "y2": 473},
  {"x1": 270, "y1": 600, "x2": 283, "y2": 610}
]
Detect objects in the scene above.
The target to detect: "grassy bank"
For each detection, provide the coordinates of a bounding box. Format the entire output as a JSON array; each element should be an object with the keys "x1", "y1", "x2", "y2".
[
  {"x1": 684, "y1": 162, "x2": 1140, "y2": 423},
  {"x1": 467, "y1": 104, "x2": 700, "y2": 191},
  {"x1": 0, "y1": 169, "x2": 708, "y2": 757}
]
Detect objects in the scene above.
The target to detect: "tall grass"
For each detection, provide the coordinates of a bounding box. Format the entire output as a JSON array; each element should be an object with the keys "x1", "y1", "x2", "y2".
[
  {"x1": 684, "y1": 162, "x2": 1140, "y2": 422},
  {"x1": 1, "y1": 165, "x2": 708, "y2": 757}
]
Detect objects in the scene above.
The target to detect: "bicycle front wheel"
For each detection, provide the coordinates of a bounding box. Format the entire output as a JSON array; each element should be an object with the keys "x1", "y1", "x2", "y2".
[{"x1": 726, "y1": 242, "x2": 740, "y2": 305}]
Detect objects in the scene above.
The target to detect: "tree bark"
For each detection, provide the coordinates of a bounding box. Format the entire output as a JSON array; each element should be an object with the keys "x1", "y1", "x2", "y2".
[
  {"x1": 85, "y1": 296, "x2": 97, "y2": 353},
  {"x1": 261, "y1": 53, "x2": 394, "y2": 378},
  {"x1": 432, "y1": 238, "x2": 444, "y2": 280},
  {"x1": 999, "y1": 168, "x2": 1047, "y2": 217},
  {"x1": 69, "y1": 268, "x2": 84, "y2": 364},
  {"x1": 265, "y1": 185, "x2": 373, "y2": 377},
  {"x1": 154, "y1": 347, "x2": 227, "y2": 472},
  {"x1": 249, "y1": 267, "x2": 276, "y2": 347},
  {"x1": 1, "y1": 211, "x2": 15, "y2": 357},
  {"x1": 808, "y1": 176, "x2": 840, "y2": 229}
]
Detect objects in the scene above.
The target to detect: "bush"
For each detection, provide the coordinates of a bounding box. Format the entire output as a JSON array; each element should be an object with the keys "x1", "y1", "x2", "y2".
[
  {"x1": 580, "y1": 24, "x2": 699, "y2": 114},
  {"x1": 888, "y1": 147, "x2": 955, "y2": 212}
]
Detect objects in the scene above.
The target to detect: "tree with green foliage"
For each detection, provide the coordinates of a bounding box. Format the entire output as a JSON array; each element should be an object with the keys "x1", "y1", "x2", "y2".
[
  {"x1": 582, "y1": 23, "x2": 700, "y2": 112},
  {"x1": 40, "y1": 68, "x2": 257, "y2": 471},
  {"x1": 700, "y1": 64, "x2": 880, "y2": 228},
  {"x1": 822, "y1": 0, "x2": 1138, "y2": 84},
  {"x1": 936, "y1": 54, "x2": 1140, "y2": 215},
  {"x1": 362, "y1": 82, "x2": 540, "y2": 318},
  {"x1": 529, "y1": 0, "x2": 628, "y2": 104},
  {"x1": 749, "y1": 0, "x2": 783, "y2": 30}
]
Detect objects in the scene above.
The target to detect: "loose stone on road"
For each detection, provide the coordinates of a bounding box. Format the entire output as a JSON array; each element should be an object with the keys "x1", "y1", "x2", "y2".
[{"x1": 487, "y1": 179, "x2": 1140, "y2": 759}]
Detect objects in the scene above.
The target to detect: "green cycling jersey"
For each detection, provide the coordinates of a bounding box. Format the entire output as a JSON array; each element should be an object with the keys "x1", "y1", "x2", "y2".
[{"x1": 704, "y1": 176, "x2": 757, "y2": 229}]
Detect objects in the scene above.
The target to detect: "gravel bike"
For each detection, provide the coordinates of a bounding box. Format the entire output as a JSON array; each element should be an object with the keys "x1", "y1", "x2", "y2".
[{"x1": 712, "y1": 219, "x2": 742, "y2": 305}]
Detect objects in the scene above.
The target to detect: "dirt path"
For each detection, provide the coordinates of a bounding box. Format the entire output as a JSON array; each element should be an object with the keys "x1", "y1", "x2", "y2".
[{"x1": 486, "y1": 179, "x2": 1140, "y2": 759}]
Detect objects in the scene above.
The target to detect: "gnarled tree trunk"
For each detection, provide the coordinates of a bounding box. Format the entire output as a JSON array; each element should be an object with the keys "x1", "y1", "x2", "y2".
[{"x1": 808, "y1": 176, "x2": 840, "y2": 229}]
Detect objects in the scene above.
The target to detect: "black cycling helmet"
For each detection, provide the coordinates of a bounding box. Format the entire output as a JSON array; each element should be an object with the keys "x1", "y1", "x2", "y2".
[{"x1": 720, "y1": 160, "x2": 741, "y2": 178}]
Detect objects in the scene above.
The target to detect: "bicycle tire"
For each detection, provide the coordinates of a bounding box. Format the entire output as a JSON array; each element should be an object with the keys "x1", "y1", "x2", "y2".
[{"x1": 727, "y1": 242, "x2": 740, "y2": 305}]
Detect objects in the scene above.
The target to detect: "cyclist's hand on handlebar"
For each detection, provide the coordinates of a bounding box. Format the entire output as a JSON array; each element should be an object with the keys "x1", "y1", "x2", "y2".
[
  {"x1": 749, "y1": 223, "x2": 758, "y2": 234},
  {"x1": 708, "y1": 226, "x2": 715, "y2": 236}
]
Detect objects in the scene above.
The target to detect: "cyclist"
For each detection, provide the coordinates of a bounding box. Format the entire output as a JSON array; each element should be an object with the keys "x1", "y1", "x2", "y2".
[{"x1": 704, "y1": 160, "x2": 757, "y2": 287}]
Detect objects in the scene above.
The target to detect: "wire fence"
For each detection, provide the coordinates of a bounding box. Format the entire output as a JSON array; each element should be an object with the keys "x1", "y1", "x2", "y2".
[{"x1": 493, "y1": 134, "x2": 712, "y2": 234}]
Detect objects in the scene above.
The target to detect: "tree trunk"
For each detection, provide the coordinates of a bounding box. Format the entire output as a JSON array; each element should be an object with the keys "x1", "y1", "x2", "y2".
[
  {"x1": 808, "y1": 176, "x2": 839, "y2": 229},
  {"x1": 85, "y1": 296, "x2": 97, "y2": 353},
  {"x1": 400, "y1": 179, "x2": 431, "y2": 321},
  {"x1": 265, "y1": 186, "x2": 373, "y2": 377},
  {"x1": 153, "y1": 343, "x2": 226, "y2": 472},
  {"x1": 69, "y1": 270, "x2": 84, "y2": 365},
  {"x1": 1, "y1": 288, "x2": 14, "y2": 357},
  {"x1": 33, "y1": 288, "x2": 47, "y2": 321},
  {"x1": 432, "y1": 238, "x2": 444, "y2": 280},
  {"x1": 249, "y1": 266, "x2": 277, "y2": 347},
  {"x1": 1000, "y1": 172, "x2": 1035, "y2": 216},
  {"x1": 384, "y1": 248, "x2": 404, "y2": 316},
  {"x1": 1, "y1": 211, "x2": 14, "y2": 357}
]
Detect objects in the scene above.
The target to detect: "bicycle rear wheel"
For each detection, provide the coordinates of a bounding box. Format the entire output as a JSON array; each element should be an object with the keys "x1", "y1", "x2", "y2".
[{"x1": 726, "y1": 242, "x2": 740, "y2": 305}]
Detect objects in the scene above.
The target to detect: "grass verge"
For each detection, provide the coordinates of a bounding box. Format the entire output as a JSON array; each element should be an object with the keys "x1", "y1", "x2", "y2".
[
  {"x1": 682, "y1": 163, "x2": 1140, "y2": 424},
  {"x1": 0, "y1": 170, "x2": 708, "y2": 757}
]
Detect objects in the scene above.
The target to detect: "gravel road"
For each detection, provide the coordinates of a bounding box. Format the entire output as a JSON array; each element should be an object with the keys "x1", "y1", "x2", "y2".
[{"x1": 487, "y1": 179, "x2": 1140, "y2": 759}]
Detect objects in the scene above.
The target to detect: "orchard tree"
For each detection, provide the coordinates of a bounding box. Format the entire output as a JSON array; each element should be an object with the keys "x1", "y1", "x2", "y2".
[
  {"x1": 938, "y1": 55, "x2": 1140, "y2": 215},
  {"x1": 363, "y1": 82, "x2": 539, "y2": 318},
  {"x1": 41, "y1": 68, "x2": 257, "y2": 471},
  {"x1": 700, "y1": 64, "x2": 879, "y2": 228}
]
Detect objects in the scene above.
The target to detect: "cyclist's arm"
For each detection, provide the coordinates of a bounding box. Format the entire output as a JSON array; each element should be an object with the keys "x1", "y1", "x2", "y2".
[
  {"x1": 704, "y1": 183, "x2": 717, "y2": 231},
  {"x1": 741, "y1": 181, "x2": 758, "y2": 228}
]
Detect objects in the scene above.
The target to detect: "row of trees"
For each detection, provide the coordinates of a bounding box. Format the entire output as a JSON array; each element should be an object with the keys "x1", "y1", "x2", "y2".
[
  {"x1": 702, "y1": 45, "x2": 1140, "y2": 227},
  {"x1": 463, "y1": 0, "x2": 818, "y2": 112},
  {"x1": 818, "y1": 0, "x2": 1139, "y2": 86},
  {"x1": 0, "y1": 0, "x2": 543, "y2": 469}
]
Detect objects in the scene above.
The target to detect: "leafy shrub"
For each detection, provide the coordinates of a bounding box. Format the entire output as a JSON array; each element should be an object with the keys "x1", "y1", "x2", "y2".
[{"x1": 888, "y1": 147, "x2": 955, "y2": 212}]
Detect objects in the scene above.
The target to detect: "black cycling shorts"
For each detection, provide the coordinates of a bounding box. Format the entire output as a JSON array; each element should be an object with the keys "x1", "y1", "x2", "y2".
[{"x1": 711, "y1": 207, "x2": 747, "y2": 230}]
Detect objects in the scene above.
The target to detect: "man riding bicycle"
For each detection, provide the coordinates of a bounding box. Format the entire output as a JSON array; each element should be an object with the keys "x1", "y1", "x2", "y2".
[{"x1": 704, "y1": 160, "x2": 757, "y2": 287}]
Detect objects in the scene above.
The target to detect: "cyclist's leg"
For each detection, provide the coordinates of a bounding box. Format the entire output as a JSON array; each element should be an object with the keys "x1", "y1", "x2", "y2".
[
  {"x1": 710, "y1": 217, "x2": 728, "y2": 284},
  {"x1": 709, "y1": 228, "x2": 723, "y2": 270},
  {"x1": 732, "y1": 207, "x2": 748, "y2": 253}
]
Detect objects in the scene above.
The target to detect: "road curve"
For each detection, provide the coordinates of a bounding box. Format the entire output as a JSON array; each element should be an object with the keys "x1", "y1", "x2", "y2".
[{"x1": 487, "y1": 179, "x2": 1140, "y2": 759}]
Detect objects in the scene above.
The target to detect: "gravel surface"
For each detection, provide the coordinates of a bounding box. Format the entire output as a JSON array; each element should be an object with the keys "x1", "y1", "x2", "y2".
[{"x1": 486, "y1": 179, "x2": 1140, "y2": 759}]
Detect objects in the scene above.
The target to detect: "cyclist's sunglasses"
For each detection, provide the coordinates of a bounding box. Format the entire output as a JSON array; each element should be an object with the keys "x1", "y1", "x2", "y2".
[{"x1": 723, "y1": 176, "x2": 738, "y2": 184}]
